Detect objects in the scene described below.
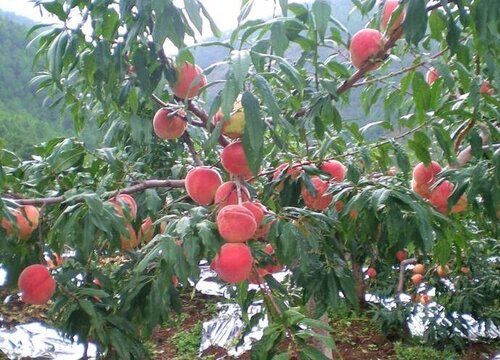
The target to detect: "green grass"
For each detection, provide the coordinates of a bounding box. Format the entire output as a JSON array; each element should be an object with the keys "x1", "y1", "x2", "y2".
[{"x1": 394, "y1": 342, "x2": 458, "y2": 360}]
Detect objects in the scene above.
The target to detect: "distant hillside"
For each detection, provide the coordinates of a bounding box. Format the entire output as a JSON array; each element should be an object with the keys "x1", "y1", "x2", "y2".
[{"x1": 0, "y1": 11, "x2": 70, "y2": 158}]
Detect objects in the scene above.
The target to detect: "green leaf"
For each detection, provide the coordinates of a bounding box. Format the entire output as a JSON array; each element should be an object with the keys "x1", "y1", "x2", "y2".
[
  {"x1": 230, "y1": 49, "x2": 251, "y2": 91},
  {"x1": 270, "y1": 21, "x2": 289, "y2": 56},
  {"x1": 184, "y1": 0, "x2": 203, "y2": 34},
  {"x1": 312, "y1": 0, "x2": 331, "y2": 42},
  {"x1": 253, "y1": 74, "x2": 281, "y2": 124},
  {"x1": 42, "y1": 1, "x2": 67, "y2": 21},
  {"x1": 403, "y1": 0, "x2": 427, "y2": 45},
  {"x1": 242, "y1": 91, "x2": 265, "y2": 175}
]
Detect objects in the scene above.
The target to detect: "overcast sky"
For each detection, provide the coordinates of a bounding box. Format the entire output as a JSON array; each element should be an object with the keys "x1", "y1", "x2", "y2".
[{"x1": 0, "y1": 0, "x2": 310, "y2": 34}]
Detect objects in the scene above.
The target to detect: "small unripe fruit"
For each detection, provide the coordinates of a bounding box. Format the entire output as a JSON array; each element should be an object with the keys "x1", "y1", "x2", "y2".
[
  {"x1": 216, "y1": 204, "x2": 257, "y2": 243},
  {"x1": 214, "y1": 181, "x2": 251, "y2": 209},
  {"x1": 171, "y1": 62, "x2": 206, "y2": 99},
  {"x1": 220, "y1": 141, "x2": 253, "y2": 177},
  {"x1": 153, "y1": 108, "x2": 187, "y2": 140},
  {"x1": 396, "y1": 250, "x2": 407, "y2": 263},
  {"x1": 301, "y1": 176, "x2": 332, "y2": 211},
  {"x1": 413, "y1": 264, "x2": 426, "y2": 275},
  {"x1": 367, "y1": 267, "x2": 377, "y2": 278},
  {"x1": 381, "y1": 0, "x2": 405, "y2": 34},
  {"x1": 425, "y1": 68, "x2": 440, "y2": 85},
  {"x1": 350, "y1": 29, "x2": 383, "y2": 70},
  {"x1": 320, "y1": 160, "x2": 347, "y2": 182},
  {"x1": 411, "y1": 273, "x2": 424, "y2": 285},
  {"x1": 18, "y1": 264, "x2": 56, "y2": 305},
  {"x1": 212, "y1": 243, "x2": 254, "y2": 283},
  {"x1": 109, "y1": 194, "x2": 137, "y2": 221},
  {"x1": 185, "y1": 166, "x2": 223, "y2": 205},
  {"x1": 412, "y1": 161, "x2": 442, "y2": 186},
  {"x1": 436, "y1": 264, "x2": 449, "y2": 277}
]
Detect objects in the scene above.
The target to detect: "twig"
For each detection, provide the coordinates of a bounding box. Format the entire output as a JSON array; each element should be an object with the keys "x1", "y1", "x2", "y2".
[
  {"x1": 2, "y1": 179, "x2": 186, "y2": 206},
  {"x1": 396, "y1": 258, "x2": 417, "y2": 294},
  {"x1": 181, "y1": 132, "x2": 204, "y2": 166},
  {"x1": 453, "y1": 118, "x2": 475, "y2": 154}
]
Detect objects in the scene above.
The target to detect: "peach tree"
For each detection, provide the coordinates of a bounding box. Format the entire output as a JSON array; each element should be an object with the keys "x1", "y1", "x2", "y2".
[{"x1": 0, "y1": 0, "x2": 499, "y2": 358}]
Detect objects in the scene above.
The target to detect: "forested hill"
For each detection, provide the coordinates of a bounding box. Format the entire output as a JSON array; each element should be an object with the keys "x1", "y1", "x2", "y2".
[{"x1": 0, "y1": 11, "x2": 68, "y2": 158}]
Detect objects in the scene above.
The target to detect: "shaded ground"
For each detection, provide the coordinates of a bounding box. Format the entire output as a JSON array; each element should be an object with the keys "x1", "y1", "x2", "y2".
[{"x1": 1, "y1": 287, "x2": 498, "y2": 360}]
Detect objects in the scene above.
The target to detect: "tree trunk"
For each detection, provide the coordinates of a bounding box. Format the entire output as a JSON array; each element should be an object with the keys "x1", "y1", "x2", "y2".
[{"x1": 306, "y1": 297, "x2": 333, "y2": 359}]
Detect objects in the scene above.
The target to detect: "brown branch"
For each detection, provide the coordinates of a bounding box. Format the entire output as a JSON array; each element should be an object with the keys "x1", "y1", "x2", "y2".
[
  {"x1": 453, "y1": 118, "x2": 475, "y2": 154},
  {"x1": 2, "y1": 179, "x2": 186, "y2": 206},
  {"x1": 181, "y1": 132, "x2": 204, "y2": 166},
  {"x1": 396, "y1": 258, "x2": 417, "y2": 294},
  {"x1": 187, "y1": 101, "x2": 230, "y2": 147}
]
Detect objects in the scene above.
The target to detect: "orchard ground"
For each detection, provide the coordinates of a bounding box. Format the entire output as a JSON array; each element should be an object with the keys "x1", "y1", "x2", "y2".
[{"x1": 0, "y1": 285, "x2": 498, "y2": 359}]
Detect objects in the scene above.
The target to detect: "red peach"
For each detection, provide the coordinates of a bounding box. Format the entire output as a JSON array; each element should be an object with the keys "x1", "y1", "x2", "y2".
[
  {"x1": 1, "y1": 205, "x2": 40, "y2": 240},
  {"x1": 425, "y1": 68, "x2": 440, "y2": 85},
  {"x1": 120, "y1": 223, "x2": 140, "y2": 250},
  {"x1": 436, "y1": 264, "x2": 449, "y2": 277},
  {"x1": 214, "y1": 181, "x2": 251, "y2": 209},
  {"x1": 185, "y1": 166, "x2": 223, "y2": 205},
  {"x1": 153, "y1": 108, "x2": 187, "y2": 140},
  {"x1": 350, "y1": 29, "x2": 384, "y2": 70},
  {"x1": 212, "y1": 243, "x2": 254, "y2": 283},
  {"x1": 429, "y1": 180, "x2": 453, "y2": 213},
  {"x1": 411, "y1": 179, "x2": 431, "y2": 198},
  {"x1": 301, "y1": 176, "x2": 332, "y2": 211},
  {"x1": 216, "y1": 204, "x2": 257, "y2": 243},
  {"x1": 220, "y1": 141, "x2": 254, "y2": 177},
  {"x1": 411, "y1": 273, "x2": 424, "y2": 285},
  {"x1": 241, "y1": 201, "x2": 271, "y2": 239},
  {"x1": 320, "y1": 160, "x2": 347, "y2": 182},
  {"x1": 367, "y1": 267, "x2": 377, "y2": 278},
  {"x1": 18, "y1": 264, "x2": 56, "y2": 305},
  {"x1": 451, "y1": 194, "x2": 467, "y2": 214},
  {"x1": 420, "y1": 294, "x2": 432, "y2": 305},
  {"x1": 412, "y1": 161, "x2": 442, "y2": 186},
  {"x1": 171, "y1": 62, "x2": 206, "y2": 99},
  {"x1": 109, "y1": 194, "x2": 137, "y2": 221},
  {"x1": 396, "y1": 250, "x2": 407, "y2": 262},
  {"x1": 413, "y1": 264, "x2": 426, "y2": 275},
  {"x1": 212, "y1": 108, "x2": 245, "y2": 139},
  {"x1": 460, "y1": 266, "x2": 470, "y2": 274},
  {"x1": 480, "y1": 80, "x2": 494, "y2": 95},
  {"x1": 248, "y1": 268, "x2": 269, "y2": 285},
  {"x1": 138, "y1": 217, "x2": 155, "y2": 244},
  {"x1": 381, "y1": 0, "x2": 405, "y2": 34}
]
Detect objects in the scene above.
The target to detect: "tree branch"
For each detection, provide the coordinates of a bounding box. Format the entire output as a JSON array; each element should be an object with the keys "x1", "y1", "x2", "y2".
[
  {"x1": 2, "y1": 179, "x2": 186, "y2": 206},
  {"x1": 181, "y1": 132, "x2": 204, "y2": 166},
  {"x1": 396, "y1": 258, "x2": 417, "y2": 294}
]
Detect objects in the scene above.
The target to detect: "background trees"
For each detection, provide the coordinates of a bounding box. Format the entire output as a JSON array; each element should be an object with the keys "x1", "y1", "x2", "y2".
[{"x1": 0, "y1": 0, "x2": 498, "y2": 358}]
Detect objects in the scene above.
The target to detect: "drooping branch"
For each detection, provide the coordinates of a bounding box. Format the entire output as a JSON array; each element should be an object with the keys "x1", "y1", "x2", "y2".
[
  {"x1": 2, "y1": 179, "x2": 186, "y2": 207},
  {"x1": 396, "y1": 258, "x2": 417, "y2": 294},
  {"x1": 181, "y1": 132, "x2": 204, "y2": 166}
]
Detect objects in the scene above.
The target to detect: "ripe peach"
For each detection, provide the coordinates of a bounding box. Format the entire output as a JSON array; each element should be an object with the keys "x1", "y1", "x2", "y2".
[
  {"x1": 153, "y1": 108, "x2": 187, "y2": 140},
  {"x1": 420, "y1": 294, "x2": 432, "y2": 305},
  {"x1": 212, "y1": 243, "x2": 254, "y2": 283},
  {"x1": 460, "y1": 266, "x2": 470, "y2": 274},
  {"x1": 120, "y1": 223, "x2": 140, "y2": 250},
  {"x1": 367, "y1": 267, "x2": 377, "y2": 278},
  {"x1": 109, "y1": 194, "x2": 137, "y2": 221},
  {"x1": 262, "y1": 244, "x2": 283, "y2": 273},
  {"x1": 413, "y1": 263, "x2": 426, "y2": 275},
  {"x1": 241, "y1": 201, "x2": 271, "y2": 239},
  {"x1": 411, "y1": 179, "x2": 431, "y2": 198},
  {"x1": 18, "y1": 264, "x2": 56, "y2": 305},
  {"x1": 171, "y1": 62, "x2": 206, "y2": 99},
  {"x1": 480, "y1": 80, "x2": 494, "y2": 95},
  {"x1": 451, "y1": 193, "x2": 467, "y2": 214},
  {"x1": 436, "y1": 264, "x2": 449, "y2": 277},
  {"x1": 185, "y1": 166, "x2": 223, "y2": 205},
  {"x1": 411, "y1": 273, "x2": 424, "y2": 285},
  {"x1": 272, "y1": 163, "x2": 303, "y2": 182},
  {"x1": 1, "y1": 206, "x2": 40, "y2": 240},
  {"x1": 301, "y1": 176, "x2": 332, "y2": 211},
  {"x1": 214, "y1": 181, "x2": 251, "y2": 209},
  {"x1": 428, "y1": 180, "x2": 453, "y2": 213},
  {"x1": 220, "y1": 141, "x2": 253, "y2": 177},
  {"x1": 212, "y1": 107, "x2": 245, "y2": 139},
  {"x1": 412, "y1": 161, "x2": 442, "y2": 186},
  {"x1": 396, "y1": 250, "x2": 407, "y2": 262},
  {"x1": 138, "y1": 217, "x2": 155, "y2": 244},
  {"x1": 425, "y1": 68, "x2": 440, "y2": 85},
  {"x1": 381, "y1": 0, "x2": 405, "y2": 34},
  {"x1": 320, "y1": 160, "x2": 347, "y2": 182},
  {"x1": 350, "y1": 28, "x2": 383, "y2": 70},
  {"x1": 216, "y1": 204, "x2": 257, "y2": 243}
]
